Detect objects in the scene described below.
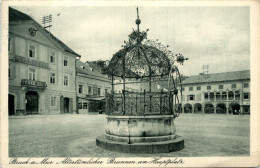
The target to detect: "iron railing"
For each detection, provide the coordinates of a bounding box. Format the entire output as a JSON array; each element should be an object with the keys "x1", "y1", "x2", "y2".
[{"x1": 105, "y1": 91, "x2": 174, "y2": 116}]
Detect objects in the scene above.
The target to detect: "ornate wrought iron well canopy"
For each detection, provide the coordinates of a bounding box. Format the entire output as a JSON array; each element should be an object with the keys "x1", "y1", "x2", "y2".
[{"x1": 103, "y1": 8, "x2": 187, "y2": 80}]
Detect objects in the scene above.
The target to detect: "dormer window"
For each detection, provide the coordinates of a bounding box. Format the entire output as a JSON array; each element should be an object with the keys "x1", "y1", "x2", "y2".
[{"x1": 80, "y1": 66, "x2": 85, "y2": 69}]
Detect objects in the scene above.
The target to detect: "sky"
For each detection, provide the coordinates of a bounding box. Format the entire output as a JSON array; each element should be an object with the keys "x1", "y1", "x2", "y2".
[{"x1": 13, "y1": 6, "x2": 250, "y2": 76}]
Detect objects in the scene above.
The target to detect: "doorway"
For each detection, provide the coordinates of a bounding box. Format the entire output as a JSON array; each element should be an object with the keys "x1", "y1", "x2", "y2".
[
  {"x1": 231, "y1": 103, "x2": 240, "y2": 115},
  {"x1": 64, "y1": 97, "x2": 70, "y2": 113},
  {"x1": 26, "y1": 91, "x2": 39, "y2": 114},
  {"x1": 8, "y1": 94, "x2": 15, "y2": 115}
]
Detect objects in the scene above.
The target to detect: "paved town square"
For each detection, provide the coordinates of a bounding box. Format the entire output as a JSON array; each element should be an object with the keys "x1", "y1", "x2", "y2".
[{"x1": 9, "y1": 113, "x2": 249, "y2": 157}]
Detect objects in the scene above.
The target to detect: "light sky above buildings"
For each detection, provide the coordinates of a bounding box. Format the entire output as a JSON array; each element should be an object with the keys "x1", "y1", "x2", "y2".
[{"x1": 13, "y1": 6, "x2": 250, "y2": 76}]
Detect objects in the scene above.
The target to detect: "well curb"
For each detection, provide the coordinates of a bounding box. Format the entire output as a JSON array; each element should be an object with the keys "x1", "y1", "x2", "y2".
[{"x1": 96, "y1": 135, "x2": 184, "y2": 153}]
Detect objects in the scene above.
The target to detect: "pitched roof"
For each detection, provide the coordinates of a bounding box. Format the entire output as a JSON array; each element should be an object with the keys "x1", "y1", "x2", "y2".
[
  {"x1": 87, "y1": 61, "x2": 103, "y2": 73},
  {"x1": 9, "y1": 7, "x2": 31, "y2": 21},
  {"x1": 76, "y1": 60, "x2": 110, "y2": 80},
  {"x1": 9, "y1": 7, "x2": 80, "y2": 57},
  {"x1": 182, "y1": 70, "x2": 250, "y2": 85}
]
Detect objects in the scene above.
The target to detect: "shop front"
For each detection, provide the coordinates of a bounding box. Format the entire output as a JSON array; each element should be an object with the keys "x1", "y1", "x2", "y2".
[{"x1": 21, "y1": 79, "x2": 47, "y2": 115}]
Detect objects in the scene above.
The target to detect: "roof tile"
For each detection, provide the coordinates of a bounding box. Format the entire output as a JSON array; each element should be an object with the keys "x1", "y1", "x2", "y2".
[{"x1": 182, "y1": 70, "x2": 250, "y2": 84}]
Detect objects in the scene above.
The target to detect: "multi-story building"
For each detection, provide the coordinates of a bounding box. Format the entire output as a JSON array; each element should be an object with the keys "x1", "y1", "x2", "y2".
[
  {"x1": 76, "y1": 60, "x2": 111, "y2": 113},
  {"x1": 8, "y1": 7, "x2": 80, "y2": 115},
  {"x1": 181, "y1": 70, "x2": 250, "y2": 114}
]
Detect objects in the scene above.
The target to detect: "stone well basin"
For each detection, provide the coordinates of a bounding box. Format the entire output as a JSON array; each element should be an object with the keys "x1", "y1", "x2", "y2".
[{"x1": 105, "y1": 115, "x2": 177, "y2": 143}]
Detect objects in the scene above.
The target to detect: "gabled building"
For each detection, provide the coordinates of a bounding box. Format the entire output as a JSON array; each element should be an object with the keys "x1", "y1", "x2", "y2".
[
  {"x1": 76, "y1": 60, "x2": 111, "y2": 113},
  {"x1": 181, "y1": 70, "x2": 250, "y2": 114},
  {"x1": 8, "y1": 7, "x2": 80, "y2": 115}
]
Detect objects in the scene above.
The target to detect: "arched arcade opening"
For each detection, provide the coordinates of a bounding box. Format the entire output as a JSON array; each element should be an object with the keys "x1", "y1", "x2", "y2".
[
  {"x1": 216, "y1": 103, "x2": 226, "y2": 114},
  {"x1": 204, "y1": 103, "x2": 214, "y2": 114},
  {"x1": 184, "y1": 103, "x2": 192, "y2": 113}
]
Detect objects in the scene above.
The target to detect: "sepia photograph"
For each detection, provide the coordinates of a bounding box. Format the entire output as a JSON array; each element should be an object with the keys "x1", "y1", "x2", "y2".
[{"x1": 1, "y1": 0, "x2": 260, "y2": 167}]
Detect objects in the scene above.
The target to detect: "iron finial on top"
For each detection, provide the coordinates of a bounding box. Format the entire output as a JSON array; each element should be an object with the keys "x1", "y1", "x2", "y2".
[{"x1": 136, "y1": 7, "x2": 141, "y2": 32}]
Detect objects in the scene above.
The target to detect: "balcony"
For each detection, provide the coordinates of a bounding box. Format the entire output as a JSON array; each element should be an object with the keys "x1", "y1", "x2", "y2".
[{"x1": 21, "y1": 79, "x2": 47, "y2": 89}]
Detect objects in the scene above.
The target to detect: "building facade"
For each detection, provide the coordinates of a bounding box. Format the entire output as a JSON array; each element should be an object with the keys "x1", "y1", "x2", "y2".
[
  {"x1": 76, "y1": 60, "x2": 111, "y2": 113},
  {"x1": 181, "y1": 70, "x2": 250, "y2": 114},
  {"x1": 8, "y1": 8, "x2": 80, "y2": 115},
  {"x1": 114, "y1": 78, "x2": 142, "y2": 93}
]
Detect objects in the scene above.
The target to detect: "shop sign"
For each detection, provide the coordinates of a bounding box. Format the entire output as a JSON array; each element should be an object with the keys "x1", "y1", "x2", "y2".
[{"x1": 21, "y1": 79, "x2": 47, "y2": 89}]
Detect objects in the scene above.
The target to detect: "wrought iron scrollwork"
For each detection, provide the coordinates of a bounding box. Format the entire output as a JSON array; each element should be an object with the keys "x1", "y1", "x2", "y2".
[{"x1": 103, "y1": 7, "x2": 188, "y2": 117}]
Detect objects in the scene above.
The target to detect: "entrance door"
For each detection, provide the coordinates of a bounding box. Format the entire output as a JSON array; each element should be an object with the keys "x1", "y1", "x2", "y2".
[
  {"x1": 26, "y1": 91, "x2": 39, "y2": 114},
  {"x1": 231, "y1": 104, "x2": 240, "y2": 115},
  {"x1": 8, "y1": 94, "x2": 15, "y2": 115},
  {"x1": 64, "y1": 97, "x2": 70, "y2": 113}
]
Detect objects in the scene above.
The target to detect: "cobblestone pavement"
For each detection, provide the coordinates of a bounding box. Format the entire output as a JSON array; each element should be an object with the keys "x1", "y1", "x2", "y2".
[{"x1": 9, "y1": 113, "x2": 249, "y2": 157}]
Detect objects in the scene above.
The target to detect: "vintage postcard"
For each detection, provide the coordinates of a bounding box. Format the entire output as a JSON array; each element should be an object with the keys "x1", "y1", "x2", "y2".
[{"x1": 1, "y1": 0, "x2": 260, "y2": 167}]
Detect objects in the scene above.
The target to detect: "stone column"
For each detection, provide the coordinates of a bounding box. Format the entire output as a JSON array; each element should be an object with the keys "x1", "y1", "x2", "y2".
[
  {"x1": 202, "y1": 104, "x2": 205, "y2": 113},
  {"x1": 220, "y1": 91, "x2": 222, "y2": 100},
  {"x1": 227, "y1": 91, "x2": 229, "y2": 101},
  {"x1": 233, "y1": 91, "x2": 235, "y2": 100},
  {"x1": 182, "y1": 105, "x2": 184, "y2": 113},
  {"x1": 21, "y1": 89, "x2": 26, "y2": 109},
  {"x1": 214, "y1": 104, "x2": 217, "y2": 114},
  {"x1": 226, "y1": 104, "x2": 229, "y2": 114},
  {"x1": 240, "y1": 105, "x2": 243, "y2": 114},
  {"x1": 214, "y1": 92, "x2": 216, "y2": 102},
  {"x1": 192, "y1": 104, "x2": 194, "y2": 113}
]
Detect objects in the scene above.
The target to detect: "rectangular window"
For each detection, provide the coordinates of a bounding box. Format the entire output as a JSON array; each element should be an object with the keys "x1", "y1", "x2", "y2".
[
  {"x1": 79, "y1": 85, "x2": 83, "y2": 94},
  {"x1": 189, "y1": 87, "x2": 193, "y2": 91},
  {"x1": 29, "y1": 68, "x2": 36, "y2": 81},
  {"x1": 64, "y1": 75, "x2": 68, "y2": 86},
  {"x1": 64, "y1": 59, "x2": 68, "y2": 66},
  {"x1": 93, "y1": 86, "x2": 97, "y2": 96},
  {"x1": 28, "y1": 44, "x2": 36, "y2": 58},
  {"x1": 197, "y1": 86, "x2": 201, "y2": 90},
  {"x1": 50, "y1": 73, "x2": 56, "y2": 84},
  {"x1": 244, "y1": 83, "x2": 249, "y2": 88},
  {"x1": 9, "y1": 63, "x2": 12, "y2": 78},
  {"x1": 182, "y1": 87, "x2": 185, "y2": 91},
  {"x1": 88, "y1": 86, "x2": 92, "y2": 95},
  {"x1": 243, "y1": 93, "x2": 250, "y2": 99},
  {"x1": 207, "y1": 86, "x2": 211, "y2": 90},
  {"x1": 51, "y1": 96, "x2": 56, "y2": 106},
  {"x1": 78, "y1": 102, "x2": 83, "y2": 109},
  {"x1": 232, "y1": 84, "x2": 236, "y2": 88},
  {"x1": 105, "y1": 89, "x2": 108, "y2": 95},
  {"x1": 98, "y1": 88, "x2": 101, "y2": 96},
  {"x1": 204, "y1": 93, "x2": 208, "y2": 99},
  {"x1": 8, "y1": 37, "x2": 13, "y2": 53},
  {"x1": 219, "y1": 85, "x2": 223, "y2": 89},
  {"x1": 83, "y1": 102, "x2": 88, "y2": 109},
  {"x1": 188, "y1": 95, "x2": 195, "y2": 101},
  {"x1": 50, "y1": 52, "x2": 55, "y2": 63},
  {"x1": 8, "y1": 66, "x2": 10, "y2": 78}
]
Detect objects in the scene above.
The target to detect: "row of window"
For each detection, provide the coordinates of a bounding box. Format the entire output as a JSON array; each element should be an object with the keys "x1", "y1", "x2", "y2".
[
  {"x1": 184, "y1": 93, "x2": 250, "y2": 101},
  {"x1": 28, "y1": 68, "x2": 69, "y2": 85},
  {"x1": 9, "y1": 38, "x2": 69, "y2": 66},
  {"x1": 78, "y1": 84, "x2": 108, "y2": 96},
  {"x1": 183, "y1": 83, "x2": 249, "y2": 91},
  {"x1": 78, "y1": 102, "x2": 88, "y2": 109}
]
